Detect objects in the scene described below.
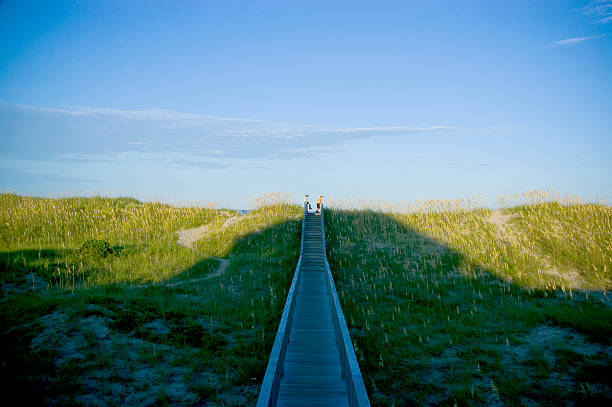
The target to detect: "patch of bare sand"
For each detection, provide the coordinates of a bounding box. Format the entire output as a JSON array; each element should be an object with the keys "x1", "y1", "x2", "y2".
[
  {"x1": 165, "y1": 257, "x2": 230, "y2": 287},
  {"x1": 517, "y1": 325, "x2": 612, "y2": 359},
  {"x1": 176, "y1": 212, "x2": 242, "y2": 249},
  {"x1": 486, "y1": 210, "x2": 587, "y2": 288},
  {"x1": 174, "y1": 213, "x2": 240, "y2": 285},
  {"x1": 29, "y1": 307, "x2": 255, "y2": 405},
  {"x1": 122, "y1": 256, "x2": 232, "y2": 291},
  {"x1": 176, "y1": 223, "x2": 214, "y2": 249},
  {"x1": 488, "y1": 210, "x2": 518, "y2": 243},
  {"x1": 500, "y1": 324, "x2": 612, "y2": 401}
]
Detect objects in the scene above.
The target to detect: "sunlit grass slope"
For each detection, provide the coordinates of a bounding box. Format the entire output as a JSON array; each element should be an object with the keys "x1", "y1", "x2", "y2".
[
  {"x1": 509, "y1": 201, "x2": 611, "y2": 287},
  {"x1": 2, "y1": 191, "x2": 610, "y2": 406},
  {"x1": 0, "y1": 193, "x2": 219, "y2": 286},
  {"x1": 326, "y1": 194, "x2": 611, "y2": 406},
  {"x1": 0, "y1": 193, "x2": 301, "y2": 406}
]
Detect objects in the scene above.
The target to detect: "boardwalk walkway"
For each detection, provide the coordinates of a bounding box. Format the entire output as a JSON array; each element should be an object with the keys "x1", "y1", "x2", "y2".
[
  {"x1": 257, "y1": 206, "x2": 369, "y2": 407},
  {"x1": 277, "y1": 212, "x2": 346, "y2": 406}
]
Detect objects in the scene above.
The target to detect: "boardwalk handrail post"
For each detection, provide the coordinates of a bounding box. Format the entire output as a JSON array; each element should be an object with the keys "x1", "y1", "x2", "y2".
[
  {"x1": 300, "y1": 201, "x2": 307, "y2": 254},
  {"x1": 256, "y1": 201, "x2": 307, "y2": 407},
  {"x1": 321, "y1": 204, "x2": 371, "y2": 407}
]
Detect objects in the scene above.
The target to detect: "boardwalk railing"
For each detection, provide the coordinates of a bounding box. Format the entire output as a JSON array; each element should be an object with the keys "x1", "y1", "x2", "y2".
[
  {"x1": 257, "y1": 203, "x2": 370, "y2": 407},
  {"x1": 256, "y1": 203, "x2": 307, "y2": 407}
]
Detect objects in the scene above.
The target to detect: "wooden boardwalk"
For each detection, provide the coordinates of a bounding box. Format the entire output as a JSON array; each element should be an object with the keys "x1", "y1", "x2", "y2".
[
  {"x1": 257, "y1": 206, "x2": 369, "y2": 407},
  {"x1": 276, "y1": 212, "x2": 348, "y2": 406}
]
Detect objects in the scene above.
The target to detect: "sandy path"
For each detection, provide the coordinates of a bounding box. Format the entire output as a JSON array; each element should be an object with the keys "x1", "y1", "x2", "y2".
[
  {"x1": 173, "y1": 213, "x2": 241, "y2": 284},
  {"x1": 165, "y1": 257, "x2": 230, "y2": 287},
  {"x1": 488, "y1": 210, "x2": 517, "y2": 243},
  {"x1": 176, "y1": 214, "x2": 241, "y2": 249},
  {"x1": 486, "y1": 210, "x2": 586, "y2": 288}
]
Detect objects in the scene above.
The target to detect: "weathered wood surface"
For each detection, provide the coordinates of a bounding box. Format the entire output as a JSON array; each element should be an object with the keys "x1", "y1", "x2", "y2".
[
  {"x1": 276, "y1": 213, "x2": 349, "y2": 406},
  {"x1": 257, "y1": 207, "x2": 370, "y2": 407}
]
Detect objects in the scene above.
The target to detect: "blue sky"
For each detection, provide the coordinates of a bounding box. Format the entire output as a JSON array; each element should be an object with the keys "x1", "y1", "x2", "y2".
[{"x1": 1, "y1": 0, "x2": 611, "y2": 208}]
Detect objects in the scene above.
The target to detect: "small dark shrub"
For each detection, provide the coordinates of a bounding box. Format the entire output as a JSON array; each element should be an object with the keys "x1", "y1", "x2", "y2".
[
  {"x1": 191, "y1": 383, "x2": 215, "y2": 399},
  {"x1": 167, "y1": 321, "x2": 227, "y2": 350},
  {"x1": 80, "y1": 239, "x2": 115, "y2": 258},
  {"x1": 202, "y1": 332, "x2": 227, "y2": 352},
  {"x1": 109, "y1": 309, "x2": 142, "y2": 333},
  {"x1": 168, "y1": 321, "x2": 206, "y2": 348}
]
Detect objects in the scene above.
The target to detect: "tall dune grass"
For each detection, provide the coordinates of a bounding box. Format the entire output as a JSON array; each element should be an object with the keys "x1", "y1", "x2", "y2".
[
  {"x1": 0, "y1": 192, "x2": 301, "y2": 405},
  {"x1": 325, "y1": 192, "x2": 611, "y2": 406}
]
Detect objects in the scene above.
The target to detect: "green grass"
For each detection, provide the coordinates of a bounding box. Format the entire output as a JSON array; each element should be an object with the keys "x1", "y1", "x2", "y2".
[
  {"x1": 509, "y1": 201, "x2": 612, "y2": 286},
  {"x1": 325, "y1": 198, "x2": 611, "y2": 406},
  {"x1": 0, "y1": 193, "x2": 221, "y2": 286},
  {"x1": 1, "y1": 191, "x2": 610, "y2": 406},
  {"x1": 0, "y1": 192, "x2": 301, "y2": 405}
]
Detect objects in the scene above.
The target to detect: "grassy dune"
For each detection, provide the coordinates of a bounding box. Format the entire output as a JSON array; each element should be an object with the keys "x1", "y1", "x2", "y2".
[
  {"x1": 325, "y1": 193, "x2": 611, "y2": 406},
  {"x1": 1, "y1": 191, "x2": 610, "y2": 406},
  {"x1": 0, "y1": 193, "x2": 301, "y2": 405}
]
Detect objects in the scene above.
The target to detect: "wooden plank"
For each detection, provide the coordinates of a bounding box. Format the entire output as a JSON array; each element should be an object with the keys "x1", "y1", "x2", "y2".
[
  {"x1": 258, "y1": 208, "x2": 369, "y2": 407},
  {"x1": 275, "y1": 211, "x2": 351, "y2": 405}
]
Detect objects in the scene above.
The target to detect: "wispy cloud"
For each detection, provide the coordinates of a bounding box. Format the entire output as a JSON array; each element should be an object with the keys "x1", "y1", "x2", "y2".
[
  {"x1": 545, "y1": 1, "x2": 611, "y2": 48},
  {"x1": 0, "y1": 165, "x2": 102, "y2": 185},
  {"x1": 0, "y1": 101, "x2": 263, "y2": 123},
  {"x1": 76, "y1": 106, "x2": 265, "y2": 124},
  {"x1": 579, "y1": 0, "x2": 612, "y2": 24},
  {"x1": 282, "y1": 145, "x2": 345, "y2": 157},
  {"x1": 549, "y1": 34, "x2": 606, "y2": 47},
  {"x1": 0, "y1": 101, "x2": 458, "y2": 163},
  {"x1": 53, "y1": 153, "x2": 119, "y2": 163},
  {"x1": 331, "y1": 126, "x2": 457, "y2": 133},
  {"x1": 169, "y1": 159, "x2": 227, "y2": 170}
]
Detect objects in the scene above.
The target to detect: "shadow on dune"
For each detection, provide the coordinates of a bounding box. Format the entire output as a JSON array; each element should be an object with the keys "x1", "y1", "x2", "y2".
[
  {"x1": 1, "y1": 209, "x2": 611, "y2": 406},
  {"x1": 0, "y1": 215, "x2": 301, "y2": 406},
  {"x1": 324, "y1": 209, "x2": 612, "y2": 406}
]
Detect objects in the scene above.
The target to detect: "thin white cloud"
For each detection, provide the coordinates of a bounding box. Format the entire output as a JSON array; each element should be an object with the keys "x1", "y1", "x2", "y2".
[
  {"x1": 550, "y1": 34, "x2": 606, "y2": 47},
  {"x1": 75, "y1": 106, "x2": 264, "y2": 123},
  {"x1": 0, "y1": 101, "x2": 263, "y2": 123},
  {"x1": 283, "y1": 145, "x2": 345, "y2": 156},
  {"x1": 1, "y1": 101, "x2": 458, "y2": 161},
  {"x1": 2, "y1": 101, "x2": 457, "y2": 137},
  {"x1": 169, "y1": 159, "x2": 227, "y2": 170},
  {"x1": 580, "y1": 0, "x2": 612, "y2": 24},
  {"x1": 0, "y1": 101, "x2": 92, "y2": 116},
  {"x1": 215, "y1": 128, "x2": 306, "y2": 139},
  {"x1": 212, "y1": 125, "x2": 459, "y2": 141},
  {"x1": 332, "y1": 126, "x2": 458, "y2": 133},
  {"x1": 53, "y1": 153, "x2": 119, "y2": 163}
]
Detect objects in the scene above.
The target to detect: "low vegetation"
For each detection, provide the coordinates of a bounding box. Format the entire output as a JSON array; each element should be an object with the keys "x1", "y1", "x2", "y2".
[
  {"x1": 1, "y1": 190, "x2": 610, "y2": 406},
  {"x1": 325, "y1": 191, "x2": 611, "y2": 406},
  {"x1": 0, "y1": 192, "x2": 301, "y2": 405}
]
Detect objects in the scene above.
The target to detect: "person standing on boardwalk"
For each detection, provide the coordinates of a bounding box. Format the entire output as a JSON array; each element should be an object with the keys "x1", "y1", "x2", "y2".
[
  {"x1": 316, "y1": 195, "x2": 323, "y2": 214},
  {"x1": 305, "y1": 194, "x2": 313, "y2": 212}
]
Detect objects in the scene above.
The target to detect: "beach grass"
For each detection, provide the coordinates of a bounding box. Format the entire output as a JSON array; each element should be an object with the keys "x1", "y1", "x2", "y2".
[
  {"x1": 1, "y1": 190, "x2": 610, "y2": 406},
  {"x1": 0, "y1": 192, "x2": 301, "y2": 405},
  {"x1": 325, "y1": 192, "x2": 611, "y2": 406}
]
